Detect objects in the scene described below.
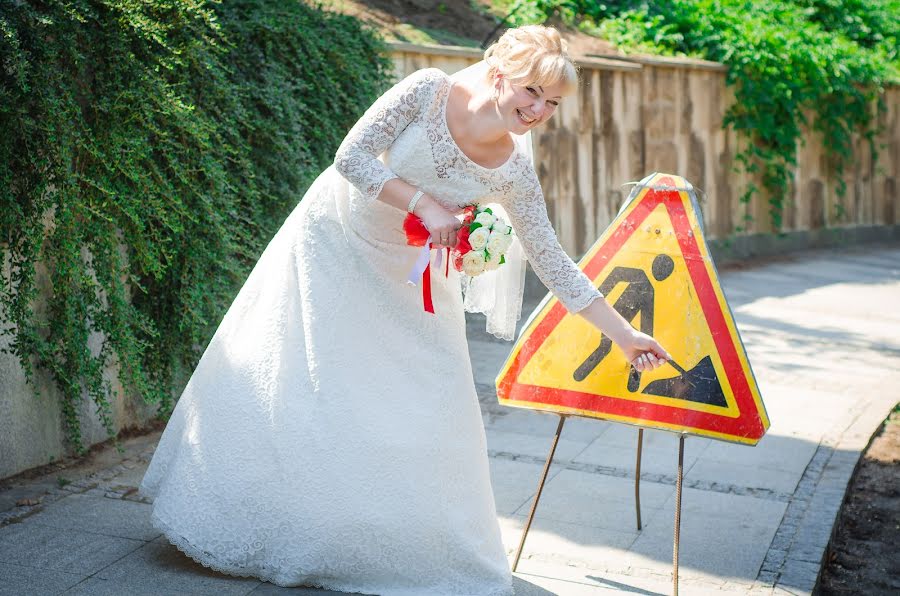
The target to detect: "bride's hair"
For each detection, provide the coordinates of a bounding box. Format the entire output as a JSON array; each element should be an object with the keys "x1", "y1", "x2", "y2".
[{"x1": 484, "y1": 25, "x2": 577, "y2": 94}]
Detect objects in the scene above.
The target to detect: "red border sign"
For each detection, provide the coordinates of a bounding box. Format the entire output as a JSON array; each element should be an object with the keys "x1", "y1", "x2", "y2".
[{"x1": 496, "y1": 174, "x2": 769, "y2": 444}]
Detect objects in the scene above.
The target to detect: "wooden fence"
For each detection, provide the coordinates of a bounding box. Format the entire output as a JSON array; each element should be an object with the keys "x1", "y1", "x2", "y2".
[{"x1": 389, "y1": 42, "x2": 900, "y2": 256}]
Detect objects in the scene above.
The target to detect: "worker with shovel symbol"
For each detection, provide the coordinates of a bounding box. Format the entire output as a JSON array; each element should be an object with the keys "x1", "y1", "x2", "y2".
[
  {"x1": 574, "y1": 254, "x2": 674, "y2": 392},
  {"x1": 573, "y1": 253, "x2": 728, "y2": 407}
]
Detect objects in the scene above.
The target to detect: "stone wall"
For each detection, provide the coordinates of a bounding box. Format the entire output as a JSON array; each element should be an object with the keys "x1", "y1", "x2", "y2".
[
  {"x1": 0, "y1": 248, "x2": 159, "y2": 480},
  {"x1": 389, "y1": 42, "x2": 900, "y2": 256}
]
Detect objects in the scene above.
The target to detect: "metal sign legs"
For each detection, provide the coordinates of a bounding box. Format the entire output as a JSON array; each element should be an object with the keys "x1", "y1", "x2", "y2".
[
  {"x1": 510, "y1": 415, "x2": 687, "y2": 596},
  {"x1": 511, "y1": 415, "x2": 566, "y2": 571}
]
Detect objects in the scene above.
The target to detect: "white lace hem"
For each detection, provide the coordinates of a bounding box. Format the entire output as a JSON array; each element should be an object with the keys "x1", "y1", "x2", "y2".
[{"x1": 149, "y1": 510, "x2": 514, "y2": 596}]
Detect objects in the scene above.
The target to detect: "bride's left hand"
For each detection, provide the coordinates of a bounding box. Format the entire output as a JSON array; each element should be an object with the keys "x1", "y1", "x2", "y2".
[{"x1": 619, "y1": 330, "x2": 671, "y2": 372}]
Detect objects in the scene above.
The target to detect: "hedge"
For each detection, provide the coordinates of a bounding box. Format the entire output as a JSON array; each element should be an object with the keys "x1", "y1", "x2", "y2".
[{"x1": 0, "y1": 0, "x2": 391, "y2": 453}]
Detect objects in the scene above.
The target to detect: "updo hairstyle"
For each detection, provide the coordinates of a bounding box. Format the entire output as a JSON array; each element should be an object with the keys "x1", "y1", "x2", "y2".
[{"x1": 483, "y1": 25, "x2": 578, "y2": 95}]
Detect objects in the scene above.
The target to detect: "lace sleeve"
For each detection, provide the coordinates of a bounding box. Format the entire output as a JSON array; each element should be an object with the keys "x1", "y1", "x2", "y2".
[
  {"x1": 333, "y1": 68, "x2": 445, "y2": 203},
  {"x1": 500, "y1": 160, "x2": 603, "y2": 313}
]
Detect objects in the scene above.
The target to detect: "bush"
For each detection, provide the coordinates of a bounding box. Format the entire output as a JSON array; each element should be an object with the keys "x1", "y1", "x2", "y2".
[{"x1": 0, "y1": 0, "x2": 391, "y2": 453}]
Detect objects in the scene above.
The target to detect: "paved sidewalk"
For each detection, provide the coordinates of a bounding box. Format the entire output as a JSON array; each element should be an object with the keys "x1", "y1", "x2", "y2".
[{"x1": 1, "y1": 244, "x2": 898, "y2": 595}]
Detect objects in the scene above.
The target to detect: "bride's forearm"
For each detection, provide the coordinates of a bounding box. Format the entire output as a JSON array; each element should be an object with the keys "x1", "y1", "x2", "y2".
[
  {"x1": 577, "y1": 297, "x2": 637, "y2": 347},
  {"x1": 377, "y1": 178, "x2": 439, "y2": 215}
]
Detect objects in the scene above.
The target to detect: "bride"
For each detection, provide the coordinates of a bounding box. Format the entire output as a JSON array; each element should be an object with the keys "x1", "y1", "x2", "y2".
[{"x1": 139, "y1": 24, "x2": 669, "y2": 596}]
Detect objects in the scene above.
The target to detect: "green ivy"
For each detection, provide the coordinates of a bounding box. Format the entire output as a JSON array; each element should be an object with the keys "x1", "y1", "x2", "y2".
[
  {"x1": 493, "y1": 0, "x2": 895, "y2": 229},
  {"x1": 0, "y1": 0, "x2": 391, "y2": 454}
]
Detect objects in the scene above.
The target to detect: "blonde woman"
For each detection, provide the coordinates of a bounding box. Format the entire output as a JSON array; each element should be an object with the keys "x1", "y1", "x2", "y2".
[{"x1": 140, "y1": 25, "x2": 670, "y2": 596}]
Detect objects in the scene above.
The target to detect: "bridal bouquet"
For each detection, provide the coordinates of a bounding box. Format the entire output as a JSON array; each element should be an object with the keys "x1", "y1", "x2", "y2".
[
  {"x1": 453, "y1": 206, "x2": 514, "y2": 277},
  {"x1": 404, "y1": 205, "x2": 515, "y2": 314}
]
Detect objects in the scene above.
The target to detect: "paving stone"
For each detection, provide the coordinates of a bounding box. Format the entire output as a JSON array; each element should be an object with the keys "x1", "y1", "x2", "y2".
[
  {"x1": 559, "y1": 416, "x2": 621, "y2": 444},
  {"x1": 264, "y1": 585, "x2": 359, "y2": 595},
  {"x1": 468, "y1": 339, "x2": 516, "y2": 383},
  {"x1": 19, "y1": 493, "x2": 159, "y2": 541},
  {"x1": 61, "y1": 576, "x2": 202, "y2": 595},
  {"x1": 0, "y1": 522, "x2": 144, "y2": 576},
  {"x1": 789, "y1": 540, "x2": 825, "y2": 565},
  {"x1": 105, "y1": 464, "x2": 151, "y2": 488},
  {"x1": 248, "y1": 583, "x2": 359, "y2": 595},
  {"x1": 574, "y1": 438, "x2": 702, "y2": 479},
  {"x1": 488, "y1": 457, "x2": 559, "y2": 516},
  {"x1": 768, "y1": 530, "x2": 793, "y2": 552},
  {"x1": 509, "y1": 577, "x2": 573, "y2": 596},
  {"x1": 586, "y1": 424, "x2": 710, "y2": 453},
  {"x1": 776, "y1": 559, "x2": 820, "y2": 594},
  {"x1": 625, "y1": 488, "x2": 786, "y2": 581},
  {"x1": 761, "y1": 548, "x2": 788, "y2": 573},
  {"x1": 485, "y1": 408, "x2": 612, "y2": 443},
  {"x1": 696, "y1": 432, "x2": 819, "y2": 476},
  {"x1": 685, "y1": 458, "x2": 800, "y2": 495},
  {"x1": 0, "y1": 561, "x2": 84, "y2": 595},
  {"x1": 0, "y1": 484, "x2": 56, "y2": 513},
  {"x1": 95, "y1": 540, "x2": 260, "y2": 595},
  {"x1": 64, "y1": 576, "x2": 346, "y2": 596},
  {"x1": 497, "y1": 514, "x2": 638, "y2": 573},
  {"x1": 520, "y1": 469, "x2": 673, "y2": 529},
  {"x1": 789, "y1": 519, "x2": 833, "y2": 564},
  {"x1": 513, "y1": 558, "x2": 681, "y2": 595},
  {"x1": 486, "y1": 429, "x2": 592, "y2": 463},
  {"x1": 485, "y1": 408, "x2": 568, "y2": 436}
]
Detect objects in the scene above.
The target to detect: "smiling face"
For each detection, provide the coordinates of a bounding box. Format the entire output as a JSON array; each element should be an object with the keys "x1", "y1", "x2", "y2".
[{"x1": 493, "y1": 76, "x2": 569, "y2": 134}]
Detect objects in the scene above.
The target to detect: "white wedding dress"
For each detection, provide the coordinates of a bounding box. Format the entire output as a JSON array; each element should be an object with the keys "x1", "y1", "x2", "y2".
[{"x1": 139, "y1": 67, "x2": 601, "y2": 596}]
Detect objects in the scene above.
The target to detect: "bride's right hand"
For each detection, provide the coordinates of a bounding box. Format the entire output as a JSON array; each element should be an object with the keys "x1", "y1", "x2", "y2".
[{"x1": 414, "y1": 195, "x2": 461, "y2": 249}]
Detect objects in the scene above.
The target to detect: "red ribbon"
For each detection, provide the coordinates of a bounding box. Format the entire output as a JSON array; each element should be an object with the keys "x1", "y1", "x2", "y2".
[
  {"x1": 404, "y1": 214, "x2": 445, "y2": 314},
  {"x1": 422, "y1": 259, "x2": 433, "y2": 313}
]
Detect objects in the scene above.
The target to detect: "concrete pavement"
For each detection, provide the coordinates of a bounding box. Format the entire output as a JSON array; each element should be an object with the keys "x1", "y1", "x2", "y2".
[{"x1": 1, "y1": 244, "x2": 898, "y2": 595}]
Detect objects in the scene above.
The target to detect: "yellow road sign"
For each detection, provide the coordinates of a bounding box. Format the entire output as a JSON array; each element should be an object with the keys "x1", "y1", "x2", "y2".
[{"x1": 497, "y1": 173, "x2": 769, "y2": 444}]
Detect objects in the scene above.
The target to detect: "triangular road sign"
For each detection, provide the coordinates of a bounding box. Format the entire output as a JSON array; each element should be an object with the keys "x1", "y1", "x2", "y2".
[{"x1": 496, "y1": 173, "x2": 769, "y2": 444}]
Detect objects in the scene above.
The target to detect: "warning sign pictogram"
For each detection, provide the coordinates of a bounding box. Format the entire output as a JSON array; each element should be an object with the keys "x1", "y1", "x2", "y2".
[{"x1": 496, "y1": 173, "x2": 769, "y2": 444}]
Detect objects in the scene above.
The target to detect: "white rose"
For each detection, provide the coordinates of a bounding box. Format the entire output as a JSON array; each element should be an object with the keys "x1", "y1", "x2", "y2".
[
  {"x1": 462, "y1": 251, "x2": 486, "y2": 276},
  {"x1": 491, "y1": 221, "x2": 510, "y2": 235},
  {"x1": 483, "y1": 250, "x2": 503, "y2": 271},
  {"x1": 487, "y1": 231, "x2": 512, "y2": 255},
  {"x1": 468, "y1": 227, "x2": 491, "y2": 250},
  {"x1": 474, "y1": 212, "x2": 496, "y2": 227}
]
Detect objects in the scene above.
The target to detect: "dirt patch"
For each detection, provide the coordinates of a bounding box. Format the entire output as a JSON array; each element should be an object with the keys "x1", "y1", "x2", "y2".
[
  {"x1": 818, "y1": 408, "x2": 900, "y2": 595},
  {"x1": 319, "y1": 0, "x2": 499, "y2": 46},
  {"x1": 319, "y1": 0, "x2": 621, "y2": 56}
]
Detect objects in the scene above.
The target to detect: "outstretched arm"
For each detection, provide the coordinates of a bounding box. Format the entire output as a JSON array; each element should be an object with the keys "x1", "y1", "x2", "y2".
[
  {"x1": 501, "y1": 161, "x2": 670, "y2": 371},
  {"x1": 578, "y1": 299, "x2": 670, "y2": 372}
]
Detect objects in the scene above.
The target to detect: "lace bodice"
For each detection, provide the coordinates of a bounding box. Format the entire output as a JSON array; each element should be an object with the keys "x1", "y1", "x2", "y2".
[{"x1": 334, "y1": 67, "x2": 602, "y2": 314}]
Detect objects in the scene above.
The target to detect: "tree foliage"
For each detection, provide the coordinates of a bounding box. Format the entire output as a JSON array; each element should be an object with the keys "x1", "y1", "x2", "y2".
[
  {"x1": 0, "y1": 0, "x2": 391, "y2": 453},
  {"x1": 496, "y1": 0, "x2": 896, "y2": 228}
]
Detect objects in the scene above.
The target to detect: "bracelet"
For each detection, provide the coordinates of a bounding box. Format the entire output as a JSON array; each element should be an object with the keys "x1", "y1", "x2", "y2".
[{"x1": 407, "y1": 190, "x2": 425, "y2": 214}]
